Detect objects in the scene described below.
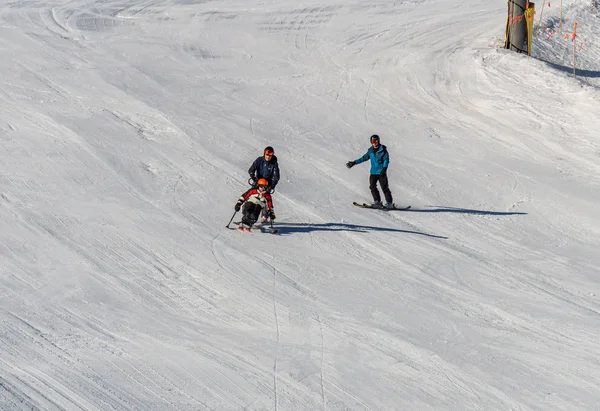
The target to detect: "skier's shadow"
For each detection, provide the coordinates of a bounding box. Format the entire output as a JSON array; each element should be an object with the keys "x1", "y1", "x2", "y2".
[
  {"x1": 402, "y1": 206, "x2": 528, "y2": 215},
  {"x1": 273, "y1": 206, "x2": 526, "y2": 236},
  {"x1": 273, "y1": 222, "x2": 447, "y2": 239}
]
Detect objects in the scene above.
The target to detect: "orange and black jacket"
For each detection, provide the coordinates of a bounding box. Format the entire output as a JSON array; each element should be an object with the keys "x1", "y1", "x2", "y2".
[{"x1": 238, "y1": 188, "x2": 274, "y2": 212}]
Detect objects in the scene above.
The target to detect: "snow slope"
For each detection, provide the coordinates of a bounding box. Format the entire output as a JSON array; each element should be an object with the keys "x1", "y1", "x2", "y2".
[{"x1": 1, "y1": 0, "x2": 599, "y2": 410}]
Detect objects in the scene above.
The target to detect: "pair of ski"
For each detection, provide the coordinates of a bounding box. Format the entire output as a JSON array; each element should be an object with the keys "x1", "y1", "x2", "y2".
[
  {"x1": 225, "y1": 210, "x2": 279, "y2": 234},
  {"x1": 228, "y1": 221, "x2": 279, "y2": 234},
  {"x1": 353, "y1": 202, "x2": 411, "y2": 211}
]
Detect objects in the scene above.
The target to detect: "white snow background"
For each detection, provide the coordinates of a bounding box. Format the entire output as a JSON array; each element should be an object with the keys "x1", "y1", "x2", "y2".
[{"x1": 1, "y1": 0, "x2": 600, "y2": 410}]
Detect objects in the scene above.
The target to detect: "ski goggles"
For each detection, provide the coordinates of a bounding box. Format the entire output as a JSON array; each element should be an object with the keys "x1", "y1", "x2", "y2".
[{"x1": 264, "y1": 151, "x2": 273, "y2": 157}]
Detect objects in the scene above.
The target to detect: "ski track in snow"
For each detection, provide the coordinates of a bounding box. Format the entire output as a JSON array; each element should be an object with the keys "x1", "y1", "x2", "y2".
[{"x1": 1, "y1": 0, "x2": 600, "y2": 410}]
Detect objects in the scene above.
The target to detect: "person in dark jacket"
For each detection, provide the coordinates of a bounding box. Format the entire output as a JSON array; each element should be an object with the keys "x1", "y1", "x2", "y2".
[
  {"x1": 248, "y1": 146, "x2": 280, "y2": 222},
  {"x1": 249, "y1": 146, "x2": 280, "y2": 191},
  {"x1": 346, "y1": 134, "x2": 394, "y2": 209}
]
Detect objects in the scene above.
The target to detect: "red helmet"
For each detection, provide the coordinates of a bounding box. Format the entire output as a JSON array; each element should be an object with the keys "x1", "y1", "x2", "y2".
[{"x1": 257, "y1": 178, "x2": 269, "y2": 187}]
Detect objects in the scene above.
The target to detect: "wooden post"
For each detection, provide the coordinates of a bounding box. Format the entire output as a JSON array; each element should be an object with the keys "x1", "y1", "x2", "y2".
[
  {"x1": 536, "y1": 0, "x2": 546, "y2": 35},
  {"x1": 559, "y1": 0, "x2": 563, "y2": 33},
  {"x1": 572, "y1": 22, "x2": 577, "y2": 76},
  {"x1": 573, "y1": 40, "x2": 576, "y2": 76}
]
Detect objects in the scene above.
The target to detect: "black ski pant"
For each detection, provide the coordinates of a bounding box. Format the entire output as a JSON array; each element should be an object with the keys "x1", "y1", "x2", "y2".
[
  {"x1": 369, "y1": 174, "x2": 393, "y2": 203},
  {"x1": 241, "y1": 202, "x2": 263, "y2": 226}
]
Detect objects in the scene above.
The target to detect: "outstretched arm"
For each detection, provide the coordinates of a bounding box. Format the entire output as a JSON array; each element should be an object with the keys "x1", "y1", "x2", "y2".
[
  {"x1": 347, "y1": 149, "x2": 370, "y2": 169},
  {"x1": 355, "y1": 150, "x2": 370, "y2": 165}
]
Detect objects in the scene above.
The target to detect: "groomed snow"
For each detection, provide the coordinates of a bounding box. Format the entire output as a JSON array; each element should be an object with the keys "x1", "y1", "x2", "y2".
[{"x1": 1, "y1": 0, "x2": 599, "y2": 410}]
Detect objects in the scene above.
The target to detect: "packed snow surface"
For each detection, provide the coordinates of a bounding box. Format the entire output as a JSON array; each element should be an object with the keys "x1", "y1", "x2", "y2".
[{"x1": 1, "y1": 0, "x2": 599, "y2": 410}]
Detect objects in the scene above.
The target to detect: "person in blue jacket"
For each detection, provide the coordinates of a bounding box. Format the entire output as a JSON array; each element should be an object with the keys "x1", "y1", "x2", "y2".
[{"x1": 346, "y1": 134, "x2": 394, "y2": 209}]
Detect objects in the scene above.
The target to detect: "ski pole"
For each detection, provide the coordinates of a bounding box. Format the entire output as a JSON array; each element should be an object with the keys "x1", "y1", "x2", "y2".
[{"x1": 225, "y1": 211, "x2": 237, "y2": 228}]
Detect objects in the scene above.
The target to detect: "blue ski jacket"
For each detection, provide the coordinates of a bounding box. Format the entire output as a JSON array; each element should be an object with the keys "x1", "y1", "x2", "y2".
[
  {"x1": 249, "y1": 155, "x2": 280, "y2": 189},
  {"x1": 354, "y1": 144, "x2": 389, "y2": 175}
]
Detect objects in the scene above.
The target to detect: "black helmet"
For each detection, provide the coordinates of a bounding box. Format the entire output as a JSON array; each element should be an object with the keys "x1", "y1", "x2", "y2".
[{"x1": 370, "y1": 134, "x2": 380, "y2": 142}]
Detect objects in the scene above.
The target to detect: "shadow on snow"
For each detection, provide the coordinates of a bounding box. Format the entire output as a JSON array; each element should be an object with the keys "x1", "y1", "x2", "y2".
[
  {"x1": 540, "y1": 59, "x2": 600, "y2": 78},
  {"x1": 403, "y1": 206, "x2": 528, "y2": 215},
  {"x1": 272, "y1": 222, "x2": 448, "y2": 239},
  {"x1": 270, "y1": 205, "x2": 526, "y2": 236}
]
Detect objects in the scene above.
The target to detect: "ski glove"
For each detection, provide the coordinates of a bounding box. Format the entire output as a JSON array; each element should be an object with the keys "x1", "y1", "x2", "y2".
[
  {"x1": 269, "y1": 210, "x2": 276, "y2": 220},
  {"x1": 235, "y1": 201, "x2": 242, "y2": 212},
  {"x1": 380, "y1": 167, "x2": 387, "y2": 177},
  {"x1": 346, "y1": 161, "x2": 356, "y2": 169}
]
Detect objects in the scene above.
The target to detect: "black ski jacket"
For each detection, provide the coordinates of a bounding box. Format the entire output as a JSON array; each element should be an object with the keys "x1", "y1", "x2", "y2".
[{"x1": 249, "y1": 156, "x2": 280, "y2": 189}]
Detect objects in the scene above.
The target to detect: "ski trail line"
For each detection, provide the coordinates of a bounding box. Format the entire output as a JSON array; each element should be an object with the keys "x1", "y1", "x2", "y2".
[
  {"x1": 272, "y1": 263, "x2": 279, "y2": 411},
  {"x1": 318, "y1": 313, "x2": 326, "y2": 410}
]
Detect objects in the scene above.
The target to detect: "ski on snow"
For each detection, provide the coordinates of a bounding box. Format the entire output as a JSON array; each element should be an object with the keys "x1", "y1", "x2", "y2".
[
  {"x1": 353, "y1": 202, "x2": 411, "y2": 211},
  {"x1": 229, "y1": 222, "x2": 279, "y2": 234}
]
